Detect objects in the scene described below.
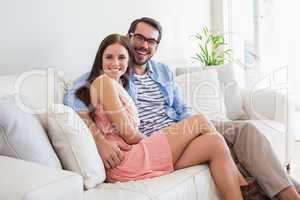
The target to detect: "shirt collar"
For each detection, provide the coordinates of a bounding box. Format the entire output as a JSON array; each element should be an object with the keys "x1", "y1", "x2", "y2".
[
  {"x1": 131, "y1": 61, "x2": 153, "y2": 80},
  {"x1": 147, "y1": 61, "x2": 154, "y2": 74}
]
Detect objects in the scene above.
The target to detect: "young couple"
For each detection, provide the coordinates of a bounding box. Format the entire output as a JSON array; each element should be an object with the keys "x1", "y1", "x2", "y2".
[{"x1": 64, "y1": 17, "x2": 300, "y2": 200}]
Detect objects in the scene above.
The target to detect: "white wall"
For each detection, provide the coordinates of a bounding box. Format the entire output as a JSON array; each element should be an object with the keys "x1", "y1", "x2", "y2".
[{"x1": 0, "y1": 0, "x2": 211, "y2": 79}]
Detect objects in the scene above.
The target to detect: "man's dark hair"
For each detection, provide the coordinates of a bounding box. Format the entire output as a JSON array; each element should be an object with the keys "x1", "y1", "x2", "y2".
[{"x1": 128, "y1": 17, "x2": 162, "y2": 43}]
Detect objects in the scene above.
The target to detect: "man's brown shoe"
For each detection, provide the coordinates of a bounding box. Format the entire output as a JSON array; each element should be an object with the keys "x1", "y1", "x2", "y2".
[{"x1": 241, "y1": 177, "x2": 270, "y2": 200}]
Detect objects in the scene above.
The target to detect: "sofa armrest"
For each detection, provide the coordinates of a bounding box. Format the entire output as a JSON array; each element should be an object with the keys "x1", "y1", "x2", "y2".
[
  {"x1": 240, "y1": 88, "x2": 291, "y2": 122},
  {"x1": 240, "y1": 88, "x2": 295, "y2": 165},
  {"x1": 0, "y1": 156, "x2": 84, "y2": 200}
]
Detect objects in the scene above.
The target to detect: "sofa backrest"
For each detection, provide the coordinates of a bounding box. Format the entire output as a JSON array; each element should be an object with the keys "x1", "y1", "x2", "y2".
[
  {"x1": 0, "y1": 70, "x2": 67, "y2": 168},
  {"x1": 0, "y1": 70, "x2": 66, "y2": 127}
]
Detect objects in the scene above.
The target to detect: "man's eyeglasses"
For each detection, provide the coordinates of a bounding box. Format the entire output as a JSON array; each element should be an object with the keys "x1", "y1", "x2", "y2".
[{"x1": 129, "y1": 33, "x2": 159, "y2": 48}]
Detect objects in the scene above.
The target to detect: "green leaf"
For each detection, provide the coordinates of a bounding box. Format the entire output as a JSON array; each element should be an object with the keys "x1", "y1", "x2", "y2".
[
  {"x1": 193, "y1": 26, "x2": 235, "y2": 66},
  {"x1": 203, "y1": 26, "x2": 209, "y2": 37},
  {"x1": 195, "y1": 33, "x2": 202, "y2": 41},
  {"x1": 198, "y1": 44, "x2": 208, "y2": 63}
]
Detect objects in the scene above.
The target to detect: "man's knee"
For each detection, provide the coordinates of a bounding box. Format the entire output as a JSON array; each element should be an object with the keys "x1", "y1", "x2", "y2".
[{"x1": 242, "y1": 122, "x2": 267, "y2": 140}]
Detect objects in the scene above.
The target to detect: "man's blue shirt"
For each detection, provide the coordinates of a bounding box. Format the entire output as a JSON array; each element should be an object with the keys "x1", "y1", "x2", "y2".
[{"x1": 63, "y1": 60, "x2": 193, "y2": 121}]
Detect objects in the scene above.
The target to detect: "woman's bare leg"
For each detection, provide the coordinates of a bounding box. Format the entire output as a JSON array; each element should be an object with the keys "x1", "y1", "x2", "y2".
[
  {"x1": 161, "y1": 114, "x2": 244, "y2": 200},
  {"x1": 160, "y1": 113, "x2": 217, "y2": 163},
  {"x1": 165, "y1": 133, "x2": 244, "y2": 200},
  {"x1": 238, "y1": 170, "x2": 248, "y2": 186},
  {"x1": 277, "y1": 187, "x2": 300, "y2": 200}
]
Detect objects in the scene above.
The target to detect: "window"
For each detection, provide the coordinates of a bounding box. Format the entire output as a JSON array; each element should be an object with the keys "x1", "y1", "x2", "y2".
[
  {"x1": 225, "y1": 0, "x2": 300, "y2": 139},
  {"x1": 223, "y1": 0, "x2": 258, "y2": 88}
]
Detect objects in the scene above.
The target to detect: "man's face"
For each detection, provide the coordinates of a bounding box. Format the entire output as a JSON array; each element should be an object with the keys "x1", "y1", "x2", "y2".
[{"x1": 129, "y1": 22, "x2": 160, "y2": 66}]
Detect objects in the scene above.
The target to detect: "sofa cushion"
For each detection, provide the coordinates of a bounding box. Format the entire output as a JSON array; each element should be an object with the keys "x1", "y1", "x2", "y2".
[
  {"x1": 176, "y1": 64, "x2": 246, "y2": 120},
  {"x1": 85, "y1": 165, "x2": 221, "y2": 200},
  {"x1": 0, "y1": 156, "x2": 83, "y2": 200},
  {"x1": 217, "y1": 63, "x2": 246, "y2": 120},
  {"x1": 47, "y1": 104, "x2": 105, "y2": 189},
  {"x1": 0, "y1": 95, "x2": 62, "y2": 169},
  {"x1": 175, "y1": 69, "x2": 228, "y2": 121}
]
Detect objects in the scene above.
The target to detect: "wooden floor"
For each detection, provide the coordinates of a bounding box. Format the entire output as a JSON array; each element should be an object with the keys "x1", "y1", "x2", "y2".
[{"x1": 289, "y1": 141, "x2": 300, "y2": 180}]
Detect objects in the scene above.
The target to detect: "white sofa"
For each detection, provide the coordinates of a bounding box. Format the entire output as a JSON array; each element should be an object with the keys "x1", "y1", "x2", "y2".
[{"x1": 0, "y1": 70, "x2": 294, "y2": 200}]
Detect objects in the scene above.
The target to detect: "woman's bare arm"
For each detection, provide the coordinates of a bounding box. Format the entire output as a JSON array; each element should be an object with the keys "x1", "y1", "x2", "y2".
[{"x1": 90, "y1": 75, "x2": 143, "y2": 144}]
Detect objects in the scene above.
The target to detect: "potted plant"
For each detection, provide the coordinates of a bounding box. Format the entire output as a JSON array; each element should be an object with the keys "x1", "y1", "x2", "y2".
[
  {"x1": 176, "y1": 26, "x2": 232, "y2": 76},
  {"x1": 192, "y1": 26, "x2": 232, "y2": 69},
  {"x1": 175, "y1": 27, "x2": 246, "y2": 121}
]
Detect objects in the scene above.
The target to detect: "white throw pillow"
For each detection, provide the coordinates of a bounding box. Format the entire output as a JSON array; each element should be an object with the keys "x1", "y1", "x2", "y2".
[
  {"x1": 175, "y1": 69, "x2": 228, "y2": 121},
  {"x1": 0, "y1": 95, "x2": 62, "y2": 169},
  {"x1": 217, "y1": 63, "x2": 247, "y2": 120},
  {"x1": 47, "y1": 104, "x2": 106, "y2": 189}
]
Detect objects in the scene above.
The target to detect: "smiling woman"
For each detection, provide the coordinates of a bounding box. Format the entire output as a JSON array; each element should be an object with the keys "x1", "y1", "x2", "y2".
[
  {"x1": 102, "y1": 43, "x2": 129, "y2": 80},
  {"x1": 75, "y1": 34, "x2": 132, "y2": 108}
]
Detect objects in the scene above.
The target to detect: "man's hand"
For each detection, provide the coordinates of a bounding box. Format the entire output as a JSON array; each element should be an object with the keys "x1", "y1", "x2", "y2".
[
  {"x1": 77, "y1": 111, "x2": 132, "y2": 168},
  {"x1": 96, "y1": 136, "x2": 132, "y2": 169}
]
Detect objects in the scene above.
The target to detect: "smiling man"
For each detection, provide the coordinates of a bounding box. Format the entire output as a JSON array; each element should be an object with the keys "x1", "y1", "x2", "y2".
[
  {"x1": 125, "y1": 18, "x2": 191, "y2": 137},
  {"x1": 128, "y1": 20, "x2": 160, "y2": 69},
  {"x1": 64, "y1": 17, "x2": 300, "y2": 200}
]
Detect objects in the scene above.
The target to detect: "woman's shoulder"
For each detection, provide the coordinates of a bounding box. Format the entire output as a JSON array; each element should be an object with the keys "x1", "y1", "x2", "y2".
[
  {"x1": 94, "y1": 74, "x2": 113, "y2": 82},
  {"x1": 93, "y1": 74, "x2": 119, "y2": 87}
]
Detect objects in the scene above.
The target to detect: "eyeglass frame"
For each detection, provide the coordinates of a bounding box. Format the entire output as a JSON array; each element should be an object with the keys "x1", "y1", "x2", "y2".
[{"x1": 129, "y1": 33, "x2": 160, "y2": 48}]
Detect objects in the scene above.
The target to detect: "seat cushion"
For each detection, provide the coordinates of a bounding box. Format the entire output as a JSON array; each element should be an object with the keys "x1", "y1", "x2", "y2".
[
  {"x1": 0, "y1": 156, "x2": 83, "y2": 200},
  {"x1": 84, "y1": 165, "x2": 221, "y2": 200},
  {"x1": 47, "y1": 104, "x2": 106, "y2": 189},
  {"x1": 0, "y1": 95, "x2": 62, "y2": 169}
]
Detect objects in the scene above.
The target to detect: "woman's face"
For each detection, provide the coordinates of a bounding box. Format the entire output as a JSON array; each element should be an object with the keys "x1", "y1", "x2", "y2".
[{"x1": 102, "y1": 43, "x2": 129, "y2": 80}]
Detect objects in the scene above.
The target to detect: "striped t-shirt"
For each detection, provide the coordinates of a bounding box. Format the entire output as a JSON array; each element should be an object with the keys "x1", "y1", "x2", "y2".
[{"x1": 133, "y1": 73, "x2": 175, "y2": 137}]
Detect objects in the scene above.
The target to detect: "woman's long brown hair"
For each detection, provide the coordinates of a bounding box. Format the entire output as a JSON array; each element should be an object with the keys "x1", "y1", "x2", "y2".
[{"x1": 75, "y1": 34, "x2": 133, "y2": 111}]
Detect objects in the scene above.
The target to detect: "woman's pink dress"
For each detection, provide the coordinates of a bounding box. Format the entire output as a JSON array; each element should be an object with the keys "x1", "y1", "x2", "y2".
[{"x1": 94, "y1": 80, "x2": 174, "y2": 183}]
